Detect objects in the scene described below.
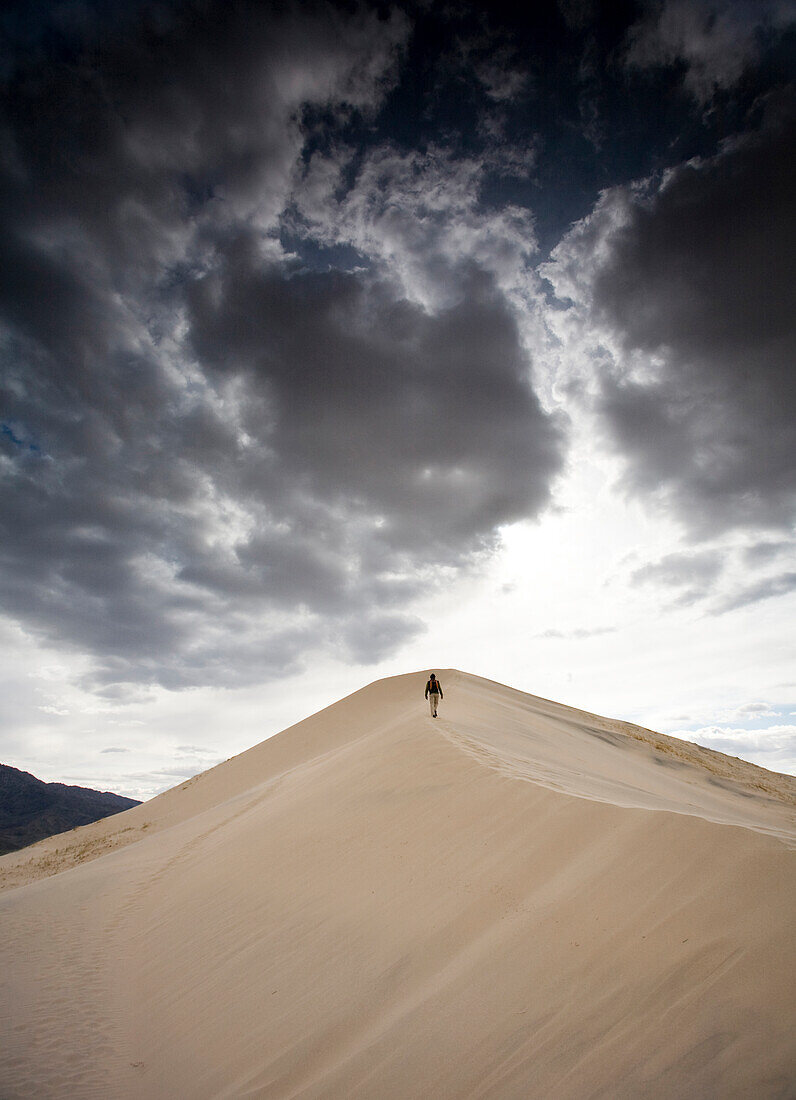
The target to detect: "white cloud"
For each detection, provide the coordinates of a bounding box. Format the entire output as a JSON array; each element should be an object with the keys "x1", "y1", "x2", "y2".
[
  {"x1": 626, "y1": 0, "x2": 796, "y2": 104},
  {"x1": 671, "y1": 723, "x2": 796, "y2": 774},
  {"x1": 732, "y1": 702, "x2": 778, "y2": 719},
  {"x1": 291, "y1": 143, "x2": 540, "y2": 309},
  {"x1": 541, "y1": 95, "x2": 796, "y2": 537}
]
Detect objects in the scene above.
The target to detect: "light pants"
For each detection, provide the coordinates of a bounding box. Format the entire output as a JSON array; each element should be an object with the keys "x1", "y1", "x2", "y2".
[{"x1": 428, "y1": 692, "x2": 440, "y2": 716}]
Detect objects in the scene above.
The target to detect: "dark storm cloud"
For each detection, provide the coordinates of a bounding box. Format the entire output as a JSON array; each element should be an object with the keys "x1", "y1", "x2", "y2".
[
  {"x1": 714, "y1": 572, "x2": 796, "y2": 614},
  {"x1": 0, "y1": 0, "x2": 407, "y2": 227},
  {"x1": 0, "y1": 0, "x2": 565, "y2": 690},
  {"x1": 588, "y1": 92, "x2": 796, "y2": 535},
  {"x1": 557, "y1": 1, "x2": 596, "y2": 32},
  {"x1": 631, "y1": 550, "x2": 724, "y2": 587},
  {"x1": 743, "y1": 541, "x2": 793, "y2": 566},
  {"x1": 626, "y1": 0, "x2": 796, "y2": 104},
  {"x1": 185, "y1": 250, "x2": 563, "y2": 554},
  {"x1": 630, "y1": 549, "x2": 724, "y2": 606}
]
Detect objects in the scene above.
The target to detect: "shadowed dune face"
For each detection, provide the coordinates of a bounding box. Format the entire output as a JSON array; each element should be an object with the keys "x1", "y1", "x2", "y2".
[
  {"x1": 1, "y1": 670, "x2": 794, "y2": 1099},
  {"x1": 436, "y1": 672, "x2": 796, "y2": 842}
]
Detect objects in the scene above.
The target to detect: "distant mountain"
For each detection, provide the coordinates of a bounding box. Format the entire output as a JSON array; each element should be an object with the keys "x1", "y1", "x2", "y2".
[{"x1": 0, "y1": 764, "x2": 140, "y2": 856}]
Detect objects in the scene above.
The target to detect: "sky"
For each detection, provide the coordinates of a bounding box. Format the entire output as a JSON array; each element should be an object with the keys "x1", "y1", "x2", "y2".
[{"x1": 1, "y1": 0, "x2": 794, "y2": 800}]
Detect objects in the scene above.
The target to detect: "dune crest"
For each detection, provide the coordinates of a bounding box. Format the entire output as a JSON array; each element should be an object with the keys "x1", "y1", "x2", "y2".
[{"x1": 1, "y1": 670, "x2": 794, "y2": 1099}]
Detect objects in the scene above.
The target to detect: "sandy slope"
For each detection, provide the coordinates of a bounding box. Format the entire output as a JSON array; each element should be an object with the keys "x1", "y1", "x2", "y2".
[{"x1": 1, "y1": 670, "x2": 794, "y2": 1099}]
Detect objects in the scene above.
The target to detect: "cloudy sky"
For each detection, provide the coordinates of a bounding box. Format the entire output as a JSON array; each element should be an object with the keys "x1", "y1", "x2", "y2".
[{"x1": 1, "y1": 0, "x2": 794, "y2": 799}]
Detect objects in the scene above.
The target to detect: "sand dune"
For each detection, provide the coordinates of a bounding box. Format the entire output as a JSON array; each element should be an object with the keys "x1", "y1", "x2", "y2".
[{"x1": 1, "y1": 670, "x2": 794, "y2": 1098}]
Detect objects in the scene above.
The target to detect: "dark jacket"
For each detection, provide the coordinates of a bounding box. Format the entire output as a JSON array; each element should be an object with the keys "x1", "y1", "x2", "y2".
[{"x1": 425, "y1": 678, "x2": 443, "y2": 699}]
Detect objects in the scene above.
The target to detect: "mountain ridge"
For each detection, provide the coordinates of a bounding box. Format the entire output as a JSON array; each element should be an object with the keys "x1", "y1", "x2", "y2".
[{"x1": 0, "y1": 762, "x2": 140, "y2": 857}]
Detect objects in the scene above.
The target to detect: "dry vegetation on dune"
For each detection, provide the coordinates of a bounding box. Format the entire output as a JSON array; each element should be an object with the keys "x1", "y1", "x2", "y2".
[
  {"x1": 579, "y1": 711, "x2": 794, "y2": 804},
  {"x1": 0, "y1": 823, "x2": 153, "y2": 893}
]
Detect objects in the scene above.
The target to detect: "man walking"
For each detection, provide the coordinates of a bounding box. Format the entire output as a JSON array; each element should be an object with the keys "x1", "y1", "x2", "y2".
[{"x1": 425, "y1": 673, "x2": 443, "y2": 717}]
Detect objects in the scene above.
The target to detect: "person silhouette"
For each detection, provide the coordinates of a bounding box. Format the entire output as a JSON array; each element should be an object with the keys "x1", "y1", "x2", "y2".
[{"x1": 424, "y1": 673, "x2": 443, "y2": 717}]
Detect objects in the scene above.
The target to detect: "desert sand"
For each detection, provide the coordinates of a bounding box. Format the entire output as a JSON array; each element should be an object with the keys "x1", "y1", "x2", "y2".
[{"x1": 1, "y1": 669, "x2": 794, "y2": 1099}]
